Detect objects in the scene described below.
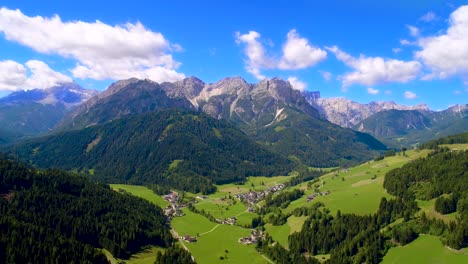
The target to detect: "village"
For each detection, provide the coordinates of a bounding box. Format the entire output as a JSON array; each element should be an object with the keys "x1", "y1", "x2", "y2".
[
  {"x1": 234, "y1": 183, "x2": 286, "y2": 212},
  {"x1": 162, "y1": 191, "x2": 185, "y2": 220}
]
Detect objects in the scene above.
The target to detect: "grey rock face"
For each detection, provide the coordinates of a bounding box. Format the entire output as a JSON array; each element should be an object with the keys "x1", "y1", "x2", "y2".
[{"x1": 304, "y1": 96, "x2": 429, "y2": 128}]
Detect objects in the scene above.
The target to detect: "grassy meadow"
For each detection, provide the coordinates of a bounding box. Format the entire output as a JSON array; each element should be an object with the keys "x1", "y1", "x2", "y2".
[
  {"x1": 382, "y1": 234, "x2": 468, "y2": 264},
  {"x1": 110, "y1": 184, "x2": 169, "y2": 208}
]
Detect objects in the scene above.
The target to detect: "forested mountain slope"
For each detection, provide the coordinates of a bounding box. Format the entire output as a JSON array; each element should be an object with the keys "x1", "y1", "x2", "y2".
[
  {"x1": 5, "y1": 109, "x2": 294, "y2": 193},
  {"x1": 0, "y1": 155, "x2": 172, "y2": 262}
]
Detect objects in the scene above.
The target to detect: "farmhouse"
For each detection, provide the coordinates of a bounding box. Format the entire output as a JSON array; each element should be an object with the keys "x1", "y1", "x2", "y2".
[{"x1": 182, "y1": 235, "x2": 197, "y2": 243}]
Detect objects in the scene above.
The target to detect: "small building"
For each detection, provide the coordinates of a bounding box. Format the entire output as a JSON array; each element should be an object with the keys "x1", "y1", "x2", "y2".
[{"x1": 183, "y1": 235, "x2": 197, "y2": 243}]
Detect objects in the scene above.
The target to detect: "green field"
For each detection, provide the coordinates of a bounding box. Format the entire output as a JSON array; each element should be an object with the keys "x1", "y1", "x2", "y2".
[
  {"x1": 382, "y1": 234, "x2": 468, "y2": 264},
  {"x1": 283, "y1": 149, "x2": 430, "y2": 215},
  {"x1": 171, "y1": 207, "x2": 268, "y2": 263},
  {"x1": 110, "y1": 184, "x2": 169, "y2": 208}
]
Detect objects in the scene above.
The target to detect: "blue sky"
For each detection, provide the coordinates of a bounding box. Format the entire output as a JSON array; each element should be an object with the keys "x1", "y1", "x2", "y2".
[{"x1": 0, "y1": 0, "x2": 467, "y2": 110}]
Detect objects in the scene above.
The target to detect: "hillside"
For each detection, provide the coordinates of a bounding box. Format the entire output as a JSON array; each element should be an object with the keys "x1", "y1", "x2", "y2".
[
  {"x1": 252, "y1": 107, "x2": 387, "y2": 167},
  {"x1": 0, "y1": 82, "x2": 97, "y2": 136},
  {"x1": 5, "y1": 109, "x2": 294, "y2": 193},
  {"x1": 0, "y1": 155, "x2": 172, "y2": 262}
]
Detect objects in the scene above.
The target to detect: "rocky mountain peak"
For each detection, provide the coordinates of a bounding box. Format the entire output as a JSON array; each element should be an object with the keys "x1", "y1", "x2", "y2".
[{"x1": 305, "y1": 96, "x2": 434, "y2": 128}]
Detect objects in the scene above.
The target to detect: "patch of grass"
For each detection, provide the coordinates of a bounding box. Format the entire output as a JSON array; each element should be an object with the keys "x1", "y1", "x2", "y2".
[
  {"x1": 102, "y1": 246, "x2": 164, "y2": 264},
  {"x1": 313, "y1": 254, "x2": 330, "y2": 263},
  {"x1": 417, "y1": 198, "x2": 458, "y2": 223},
  {"x1": 125, "y1": 247, "x2": 164, "y2": 264},
  {"x1": 172, "y1": 209, "x2": 218, "y2": 237},
  {"x1": 440, "y1": 143, "x2": 468, "y2": 150},
  {"x1": 195, "y1": 200, "x2": 247, "y2": 220},
  {"x1": 265, "y1": 215, "x2": 307, "y2": 248},
  {"x1": 382, "y1": 234, "x2": 468, "y2": 264},
  {"x1": 168, "y1": 159, "x2": 183, "y2": 170},
  {"x1": 235, "y1": 211, "x2": 257, "y2": 227},
  {"x1": 109, "y1": 184, "x2": 169, "y2": 208}
]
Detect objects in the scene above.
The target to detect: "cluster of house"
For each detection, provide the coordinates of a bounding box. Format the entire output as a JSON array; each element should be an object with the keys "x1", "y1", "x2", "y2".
[
  {"x1": 216, "y1": 216, "x2": 236, "y2": 225},
  {"x1": 162, "y1": 191, "x2": 184, "y2": 219},
  {"x1": 238, "y1": 229, "x2": 264, "y2": 245},
  {"x1": 306, "y1": 191, "x2": 330, "y2": 202},
  {"x1": 234, "y1": 184, "x2": 286, "y2": 212}
]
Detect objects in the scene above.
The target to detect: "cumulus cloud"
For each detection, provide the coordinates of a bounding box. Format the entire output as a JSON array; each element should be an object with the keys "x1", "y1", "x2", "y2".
[
  {"x1": 0, "y1": 7, "x2": 185, "y2": 83},
  {"x1": 287, "y1": 76, "x2": 307, "y2": 92},
  {"x1": 235, "y1": 31, "x2": 273, "y2": 79},
  {"x1": 404, "y1": 91, "x2": 417, "y2": 99},
  {"x1": 326, "y1": 46, "x2": 422, "y2": 88},
  {"x1": 392, "y1": 48, "x2": 402, "y2": 54},
  {"x1": 420, "y1": 11, "x2": 437, "y2": 22},
  {"x1": 367, "y1": 87, "x2": 379, "y2": 95},
  {"x1": 278, "y1": 29, "x2": 326, "y2": 69},
  {"x1": 415, "y1": 5, "x2": 468, "y2": 80},
  {"x1": 236, "y1": 29, "x2": 326, "y2": 80},
  {"x1": 0, "y1": 60, "x2": 71, "y2": 91}
]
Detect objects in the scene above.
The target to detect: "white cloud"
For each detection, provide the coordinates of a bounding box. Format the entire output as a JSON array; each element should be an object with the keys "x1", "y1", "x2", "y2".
[
  {"x1": 319, "y1": 70, "x2": 332, "y2": 81},
  {"x1": 454, "y1": 90, "x2": 462, "y2": 95},
  {"x1": 0, "y1": 60, "x2": 27, "y2": 90},
  {"x1": 367, "y1": 87, "x2": 379, "y2": 95},
  {"x1": 235, "y1": 31, "x2": 273, "y2": 79},
  {"x1": 236, "y1": 29, "x2": 326, "y2": 80},
  {"x1": 385, "y1": 90, "x2": 392, "y2": 95},
  {"x1": 420, "y1": 11, "x2": 437, "y2": 22},
  {"x1": 404, "y1": 91, "x2": 417, "y2": 99},
  {"x1": 326, "y1": 46, "x2": 422, "y2": 87},
  {"x1": 278, "y1": 29, "x2": 327, "y2": 70},
  {"x1": 415, "y1": 5, "x2": 468, "y2": 80},
  {"x1": 287, "y1": 76, "x2": 307, "y2": 92},
  {"x1": 0, "y1": 60, "x2": 71, "y2": 91},
  {"x1": 400, "y1": 39, "x2": 415, "y2": 46},
  {"x1": 0, "y1": 7, "x2": 185, "y2": 83},
  {"x1": 407, "y1": 25, "x2": 420, "y2": 37},
  {"x1": 392, "y1": 48, "x2": 402, "y2": 53}
]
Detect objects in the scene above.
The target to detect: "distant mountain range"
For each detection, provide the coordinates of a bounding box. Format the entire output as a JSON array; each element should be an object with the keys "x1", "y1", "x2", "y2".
[
  {"x1": 0, "y1": 82, "x2": 97, "y2": 136},
  {"x1": 305, "y1": 96, "x2": 430, "y2": 128},
  {"x1": 305, "y1": 95, "x2": 467, "y2": 147}
]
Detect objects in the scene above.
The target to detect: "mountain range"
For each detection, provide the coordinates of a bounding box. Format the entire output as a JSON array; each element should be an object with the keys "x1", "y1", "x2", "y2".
[
  {"x1": 0, "y1": 82, "x2": 97, "y2": 137},
  {"x1": 57, "y1": 77, "x2": 386, "y2": 167}
]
